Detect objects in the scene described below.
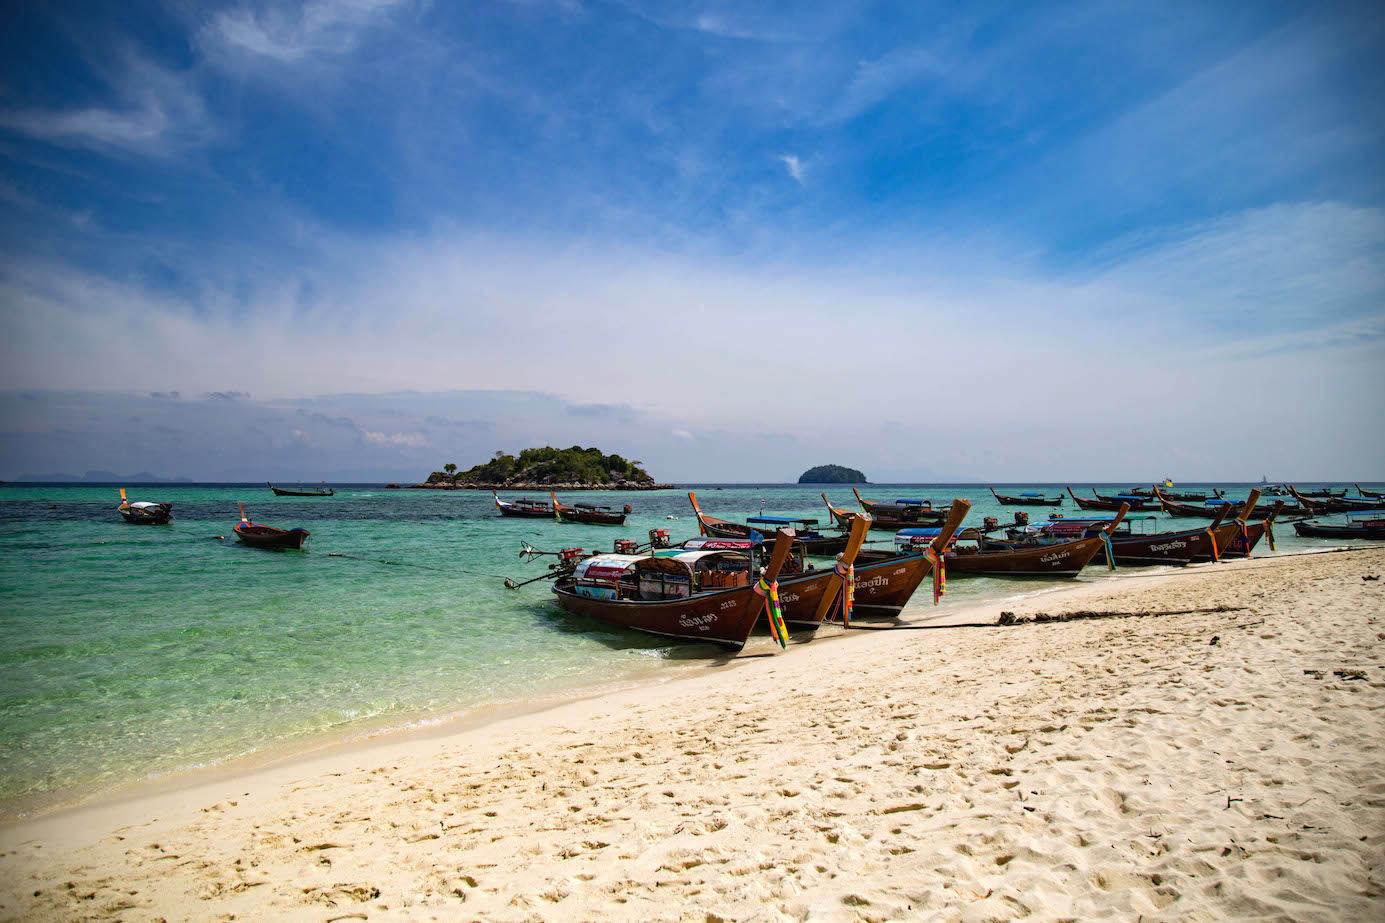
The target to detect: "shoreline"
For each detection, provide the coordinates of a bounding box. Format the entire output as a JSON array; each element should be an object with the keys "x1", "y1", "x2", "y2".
[
  {"x1": 0, "y1": 548, "x2": 1368, "y2": 825},
  {"x1": 4, "y1": 547, "x2": 1382, "y2": 919}
]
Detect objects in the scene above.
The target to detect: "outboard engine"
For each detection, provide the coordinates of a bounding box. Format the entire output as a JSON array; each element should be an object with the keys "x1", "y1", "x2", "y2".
[
  {"x1": 1014, "y1": 511, "x2": 1029, "y2": 526},
  {"x1": 649, "y1": 528, "x2": 671, "y2": 548},
  {"x1": 614, "y1": 538, "x2": 639, "y2": 555},
  {"x1": 623, "y1": 504, "x2": 633, "y2": 513},
  {"x1": 559, "y1": 547, "x2": 585, "y2": 565},
  {"x1": 983, "y1": 516, "x2": 999, "y2": 532}
]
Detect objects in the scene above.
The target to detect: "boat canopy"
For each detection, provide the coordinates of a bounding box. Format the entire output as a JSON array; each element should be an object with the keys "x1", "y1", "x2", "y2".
[
  {"x1": 895, "y1": 498, "x2": 927, "y2": 505},
  {"x1": 681, "y1": 537, "x2": 761, "y2": 550},
  {"x1": 572, "y1": 554, "x2": 644, "y2": 583},
  {"x1": 895, "y1": 527, "x2": 945, "y2": 539},
  {"x1": 1114, "y1": 494, "x2": 1145, "y2": 501},
  {"x1": 1020, "y1": 492, "x2": 1046, "y2": 497},
  {"x1": 747, "y1": 516, "x2": 818, "y2": 526},
  {"x1": 1346, "y1": 509, "x2": 1385, "y2": 520},
  {"x1": 1204, "y1": 498, "x2": 1232, "y2": 505}
]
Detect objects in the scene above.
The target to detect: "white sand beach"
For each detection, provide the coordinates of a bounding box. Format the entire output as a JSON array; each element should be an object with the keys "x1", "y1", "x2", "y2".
[{"x1": 3, "y1": 548, "x2": 1382, "y2": 921}]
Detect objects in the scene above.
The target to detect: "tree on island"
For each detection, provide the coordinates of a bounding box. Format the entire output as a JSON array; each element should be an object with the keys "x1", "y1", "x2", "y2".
[
  {"x1": 444, "y1": 463, "x2": 456, "y2": 476},
  {"x1": 798, "y1": 464, "x2": 868, "y2": 484},
  {"x1": 426, "y1": 446, "x2": 659, "y2": 487}
]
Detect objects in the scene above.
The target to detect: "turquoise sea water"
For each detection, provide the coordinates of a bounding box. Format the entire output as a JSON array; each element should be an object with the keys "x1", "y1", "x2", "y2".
[{"x1": 0, "y1": 482, "x2": 1374, "y2": 819}]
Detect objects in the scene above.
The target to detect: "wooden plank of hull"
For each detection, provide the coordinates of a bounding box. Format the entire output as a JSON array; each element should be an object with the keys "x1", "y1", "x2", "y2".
[
  {"x1": 552, "y1": 582, "x2": 764, "y2": 649},
  {"x1": 946, "y1": 535, "x2": 1105, "y2": 577}
]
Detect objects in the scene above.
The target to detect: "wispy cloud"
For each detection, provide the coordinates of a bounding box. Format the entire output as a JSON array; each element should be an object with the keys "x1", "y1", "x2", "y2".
[
  {"x1": 0, "y1": 51, "x2": 211, "y2": 156},
  {"x1": 779, "y1": 154, "x2": 804, "y2": 184},
  {"x1": 200, "y1": 0, "x2": 413, "y2": 64}
]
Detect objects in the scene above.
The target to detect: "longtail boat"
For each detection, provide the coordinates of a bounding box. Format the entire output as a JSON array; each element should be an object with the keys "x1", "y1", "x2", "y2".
[
  {"x1": 1293, "y1": 509, "x2": 1385, "y2": 540},
  {"x1": 267, "y1": 481, "x2": 334, "y2": 497},
  {"x1": 1138, "y1": 486, "x2": 1224, "y2": 502},
  {"x1": 1153, "y1": 486, "x2": 1298, "y2": 520},
  {"x1": 117, "y1": 487, "x2": 172, "y2": 524},
  {"x1": 234, "y1": 502, "x2": 309, "y2": 550},
  {"x1": 493, "y1": 490, "x2": 554, "y2": 518},
  {"x1": 995, "y1": 504, "x2": 1234, "y2": 567},
  {"x1": 1296, "y1": 486, "x2": 1348, "y2": 498},
  {"x1": 1287, "y1": 486, "x2": 1382, "y2": 514},
  {"x1": 936, "y1": 504, "x2": 1129, "y2": 577},
  {"x1": 550, "y1": 527, "x2": 796, "y2": 650},
  {"x1": 1355, "y1": 483, "x2": 1383, "y2": 499},
  {"x1": 822, "y1": 493, "x2": 945, "y2": 531},
  {"x1": 989, "y1": 487, "x2": 1063, "y2": 506},
  {"x1": 1067, "y1": 486, "x2": 1152, "y2": 512},
  {"x1": 551, "y1": 492, "x2": 629, "y2": 525},
  {"x1": 848, "y1": 499, "x2": 972, "y2": 615},
  {"x1": 851, "y1": 487, "x2": 948, "y2": 523},
  {"x1": 688, "y1": 492, "x2": 849, "y2": 555}
]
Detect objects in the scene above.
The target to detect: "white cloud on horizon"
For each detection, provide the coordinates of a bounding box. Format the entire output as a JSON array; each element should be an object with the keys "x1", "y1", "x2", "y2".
[{"x1": 1, "y1": 198, "x2": 1380, "y2": 482}]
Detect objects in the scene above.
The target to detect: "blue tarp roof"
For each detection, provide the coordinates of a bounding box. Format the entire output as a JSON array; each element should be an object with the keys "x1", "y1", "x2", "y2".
[
  {"x1": 895, "y1": 528, "x2": 945, "y2": 538},
  {"x1": 1205, "y1": 498, "x2": 1232, "y2": 505},
  {"x1": 895, "y1": 499, "x2": 928, "y2": 505},
  {"x1": 1020, "y1": 492, "x2": 1045, "y2": 497},
  {"x1": 1114, "y1": 494, "x2": 1145, "y2": 500}
]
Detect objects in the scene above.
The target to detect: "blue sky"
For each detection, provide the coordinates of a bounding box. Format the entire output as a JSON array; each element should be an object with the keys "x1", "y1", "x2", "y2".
[{"x1": 1, "y1": 1, "x2": 1383, "y2": 481}]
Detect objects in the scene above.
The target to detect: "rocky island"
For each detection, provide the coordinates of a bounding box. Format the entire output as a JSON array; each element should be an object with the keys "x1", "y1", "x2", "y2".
[
  {"x1": 797, "y1": 464, "x2": 868, "y2": 484},
  {"x1": 413, "y1": 446, "x2": 671, "y2": 490}
]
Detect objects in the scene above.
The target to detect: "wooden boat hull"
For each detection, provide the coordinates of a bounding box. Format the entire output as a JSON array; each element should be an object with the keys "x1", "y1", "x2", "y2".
[
  {"x1": 1158, "y1": 497, "x2": 1295, "y2": 520},
  {"x1": 699, "y1": 516, "x2": 848, "y2": 555},
  {"x1": 1067, "y1": 488, "x2": 1151, "y2": 512},
  {"x1": 990, "y1": 489, "x2": 1063, "y2": 506},
  {"x1": 497, "y1": 506, "x2": 554, "y2": 518},
  {"x1": 1294, "y1": 521, "x2": 1385, "y2": 539},
  {"x1": 268, "y1": 483, "x2": 333, "y2": 497},
  {"x1": 946, "y1": 535, "x2": 1105, "y2": 577},
  {"x1": 843, "y1": 552, "x2": 939, "y2": 616},
  {"x1": 552, "y1": 579, "x2": 764, "y2": 649},
  {"x1": 1089, "y1": 522, "x2": 1237, "y2": 567},
  {"x1": 826, "y1": 507, "x2": 945, "y2": 532},
  {"x1": 769, "y1": 567, "x2": 840, "y2": 629},
  {"x1": 556, "y1": 509, "x2": 627, "y2": 525},
  {"x1": 119, "y1": 506, "x2": 172, "y2": 525},
  {"x1": 235, "y1": 525, "x2": 310, "y2": 549}
]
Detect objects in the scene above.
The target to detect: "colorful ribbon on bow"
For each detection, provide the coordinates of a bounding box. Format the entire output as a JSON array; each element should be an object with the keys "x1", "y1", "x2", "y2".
[
  {"x1": 924, "y1": 548, "x2": 945, "y2": 604},
  {"x1": 756, "y1": 576, "x2": 789, "y2": 648},
  {"x1": 1264, "y1": 519, "x2": 1275, "y2": 552},
  {"x1": 1205, "y1": 526, "x2": 1220, "y2": 562},
  {"x1": 832, "y1": 555, "x2": 855, "y2": 626},
  {"x1": 1100, "y1": 531, "x2": 1115, "y2": 571}
]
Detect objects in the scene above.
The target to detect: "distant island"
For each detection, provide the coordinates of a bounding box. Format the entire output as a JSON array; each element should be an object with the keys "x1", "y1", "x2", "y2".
[
  {"x1": 798, "y1": 464, "x2": 867, "y2": 484},
  {"x1": 414, "y1": 446, "x2": 671, "y2": 490}
]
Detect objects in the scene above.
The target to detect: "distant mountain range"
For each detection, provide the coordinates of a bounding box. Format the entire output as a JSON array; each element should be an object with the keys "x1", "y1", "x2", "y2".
[{"x1": 14, "y1": 471, "x2": 195, "y2": 483}]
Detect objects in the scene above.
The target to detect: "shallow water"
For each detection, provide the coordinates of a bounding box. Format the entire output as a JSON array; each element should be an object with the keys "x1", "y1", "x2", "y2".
[{"x1": 0, "y1": 481, "x2": 1369, "y2": 817}]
